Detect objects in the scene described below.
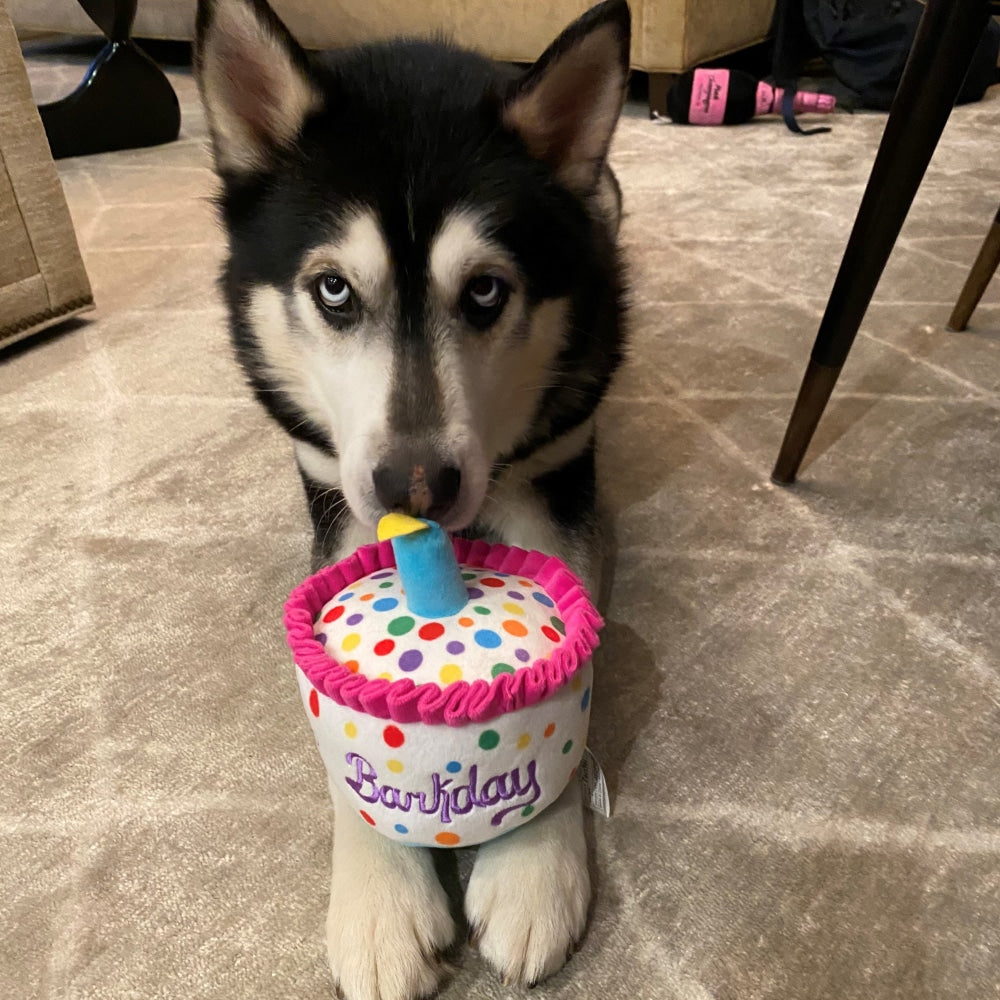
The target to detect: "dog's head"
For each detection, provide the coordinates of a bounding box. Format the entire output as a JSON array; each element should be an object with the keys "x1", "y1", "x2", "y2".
[{"x1": 196, "y1": 0, "x2": 630, "y2": 531}]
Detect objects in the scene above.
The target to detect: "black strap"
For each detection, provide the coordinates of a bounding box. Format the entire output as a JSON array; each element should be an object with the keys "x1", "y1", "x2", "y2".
[
  {"x1": 781, "y1": 88, "x2": 832, "y2": 135},
  {"x1": 772, "y1": 0, "x2": 831, "y2": 136}
]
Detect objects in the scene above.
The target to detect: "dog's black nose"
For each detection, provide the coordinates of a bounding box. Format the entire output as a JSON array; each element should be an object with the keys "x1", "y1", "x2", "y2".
[{"x1": 373, "y1": 457, "x2": 461, "y2": 523}]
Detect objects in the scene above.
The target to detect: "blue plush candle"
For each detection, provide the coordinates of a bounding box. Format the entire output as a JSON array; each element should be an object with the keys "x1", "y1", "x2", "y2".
[{"x1": 377, "y1": 514, "x2": 468, "y2": 618}]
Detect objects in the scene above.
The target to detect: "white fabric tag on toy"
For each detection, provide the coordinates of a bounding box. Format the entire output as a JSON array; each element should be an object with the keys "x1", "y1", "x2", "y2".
[{"x1": 578, "y1": 747, "x2": 611, "y2": 818}]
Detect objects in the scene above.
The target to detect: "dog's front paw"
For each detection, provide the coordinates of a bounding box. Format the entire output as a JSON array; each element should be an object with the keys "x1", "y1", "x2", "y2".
[
  {"x1": 465, "y1": 783, "x2": 590, "y2": 987},
  {"x1": 326, "y1": 868, "x2": 453, "y2": 1000},
  {"x1": 326, "y1": 814, "x2": 455, "y2": 1000}
]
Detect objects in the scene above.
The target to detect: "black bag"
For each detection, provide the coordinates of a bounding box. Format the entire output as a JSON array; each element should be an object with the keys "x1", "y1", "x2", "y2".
[{"x1": 773, "y1": 0, "x2": 1000, "y2": 112}]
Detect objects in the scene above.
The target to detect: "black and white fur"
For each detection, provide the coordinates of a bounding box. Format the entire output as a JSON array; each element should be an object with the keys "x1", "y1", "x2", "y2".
[{"x1": 196, "y1": 2, "x2": 630, "y2": 996}]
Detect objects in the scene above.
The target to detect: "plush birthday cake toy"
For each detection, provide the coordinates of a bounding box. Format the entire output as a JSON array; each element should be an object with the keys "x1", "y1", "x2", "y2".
[{"x1": 283, "y1": 514, "x2": 602, "y2": 847}]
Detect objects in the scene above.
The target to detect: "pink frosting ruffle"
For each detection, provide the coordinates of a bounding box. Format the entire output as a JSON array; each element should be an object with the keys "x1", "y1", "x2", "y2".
[{"x1": 283, "y1": 538, "x2": 603, "y2": 727}]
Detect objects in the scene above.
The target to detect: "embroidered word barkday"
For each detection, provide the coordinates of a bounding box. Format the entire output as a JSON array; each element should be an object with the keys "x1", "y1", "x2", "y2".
[{"x1": 345, "y1": 752, "x2": 542, "y2": 826}]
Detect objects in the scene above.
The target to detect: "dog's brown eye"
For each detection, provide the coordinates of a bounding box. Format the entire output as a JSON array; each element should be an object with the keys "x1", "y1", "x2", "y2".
[
  {"x1": 461, "y1": 275, "x2": 508, "y2": 329},
  {"x1": 316, "y1": 273, "x2": 353, "y2": 311},
  {"x1": 467, "y1": 275, "x2": 502, "y2": 308}
]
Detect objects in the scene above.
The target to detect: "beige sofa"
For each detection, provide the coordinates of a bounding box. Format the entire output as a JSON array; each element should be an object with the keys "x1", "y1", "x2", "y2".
[{"x1": 11, "y1": 0, "x2": 777, "y2": 112}]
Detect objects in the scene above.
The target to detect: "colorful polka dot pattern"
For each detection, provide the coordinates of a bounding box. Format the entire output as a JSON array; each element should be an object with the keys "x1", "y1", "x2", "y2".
[
  {"x1": 294, "y1": 543, "x2": 597, "y2": 850},
  {"x1": 313, "y1": 566, "x2": 565, "y2": 686},
  {"x1": 297, "y1": 660, "x2": 593, "y2": 849}
]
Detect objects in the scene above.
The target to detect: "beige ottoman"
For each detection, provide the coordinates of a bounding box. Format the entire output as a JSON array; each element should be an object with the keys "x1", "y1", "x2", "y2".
[{"x1": 0, "y1": 2, "x2": 92, "y2": 350}]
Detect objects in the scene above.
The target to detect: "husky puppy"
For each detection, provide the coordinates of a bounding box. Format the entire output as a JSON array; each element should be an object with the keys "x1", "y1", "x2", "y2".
[{"x1": 196, "y1": 1, "x2": 630, "y2": 996}]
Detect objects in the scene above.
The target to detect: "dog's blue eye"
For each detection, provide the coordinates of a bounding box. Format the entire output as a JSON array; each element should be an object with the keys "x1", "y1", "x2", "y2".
[
  {"x1": 461, "y1": 275, "x2": 508, "y2": 329},
  {"x1": 316, "y1": 273, "x2": 353, "y2": 311}
]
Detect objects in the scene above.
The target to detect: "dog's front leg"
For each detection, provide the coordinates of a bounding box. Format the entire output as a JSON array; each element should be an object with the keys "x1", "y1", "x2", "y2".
[
  {"x1": 467, "y1": 470, "x2": 599, "y2": 986},
  {"x1": 465, "y1": 778, "x2": 589, "y2": 986},
  {"x1": 326, "y1": 784, "x2": 455, "y2": 1000}
]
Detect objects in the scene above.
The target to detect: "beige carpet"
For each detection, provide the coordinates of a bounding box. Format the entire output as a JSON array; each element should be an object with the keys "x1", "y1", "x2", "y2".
[{"x1": 4, "y1": 45, "x2": 1000, "y2": 1000}]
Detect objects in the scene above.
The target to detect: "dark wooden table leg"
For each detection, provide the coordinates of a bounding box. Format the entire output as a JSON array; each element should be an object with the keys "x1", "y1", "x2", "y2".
[
  {"x1": 948, "y1": 204, "x2": 1000, "y2": 332},
  {"x1": 771, "y1": 0, "x2": 992, "y2": 486},
  {"x1": 37, "y1": 0, "x2": 180, "y2": 158},
  {"x1": 647, "y1": 72, "x2": 676, "y2": 119}
]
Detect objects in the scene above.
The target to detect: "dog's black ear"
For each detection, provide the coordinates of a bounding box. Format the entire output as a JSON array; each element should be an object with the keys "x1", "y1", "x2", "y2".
[
  {"x1": 195, "y1": 0, "x2": 320, "y2": 175},
  {"x1": 504, "y1": 0, "x2": 630, "y2": 194}
]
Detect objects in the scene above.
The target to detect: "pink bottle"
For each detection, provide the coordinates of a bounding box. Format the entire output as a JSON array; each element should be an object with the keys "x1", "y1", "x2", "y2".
[{"x1": 666, "y1": 68, "x2": 836, "y2": 126}]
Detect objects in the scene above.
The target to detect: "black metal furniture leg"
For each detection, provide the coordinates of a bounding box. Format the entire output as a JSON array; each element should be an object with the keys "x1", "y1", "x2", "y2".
[
  {"x1": 37, "y1": 0, "x2": 180, "y2": 159},
  {"x1": 771, "y1": 0, "x2": 992, "y2": 486}
]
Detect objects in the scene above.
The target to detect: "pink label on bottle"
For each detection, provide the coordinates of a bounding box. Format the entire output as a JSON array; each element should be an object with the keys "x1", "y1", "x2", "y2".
[{"x1": 688, "y1": 69, "x2": 729, "y2": 126}]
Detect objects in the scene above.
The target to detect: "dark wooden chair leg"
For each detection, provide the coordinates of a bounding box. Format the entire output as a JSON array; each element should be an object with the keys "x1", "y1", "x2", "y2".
[
  {"x1": 948, "y1": 204, "x2": 1000, "y2": 332},
  {"x1": 37, "y1": 0, "x2": 180, "y2": 158},
  {"x1": 648, "y1": 72, "x2": 677, "y2": 118},
  {"x1": 771, "y1": 0, "x2": 992, "y2": 486}
]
